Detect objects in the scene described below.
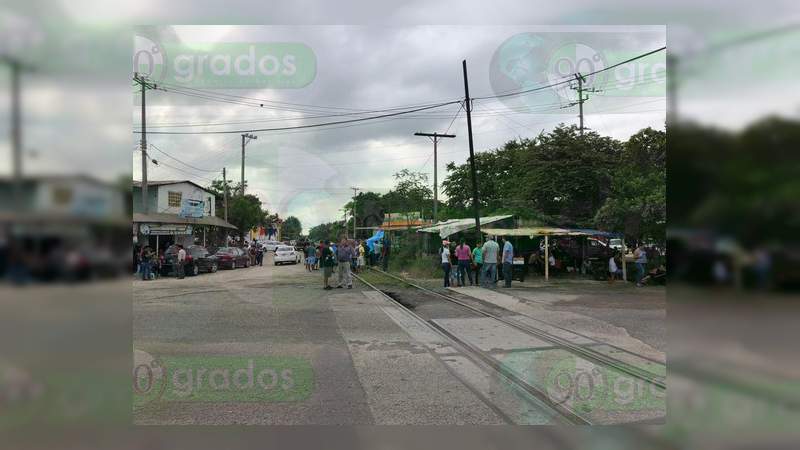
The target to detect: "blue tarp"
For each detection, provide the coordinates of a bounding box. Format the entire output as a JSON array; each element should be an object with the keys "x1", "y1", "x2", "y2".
[{"x1": 365, "y1": 229, "x2": 384, "y2": 252}]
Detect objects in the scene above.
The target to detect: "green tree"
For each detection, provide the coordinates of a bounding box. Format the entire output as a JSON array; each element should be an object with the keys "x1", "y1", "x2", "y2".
[
  {"x1": 308, "y1": 221, "x2": 345, "y2": 242},
  {"x1": 227, "y1": 194, "x2": 266, "y2": 239},
  {"x1": 280, "y1": 216, "x2": 303, "y2": 240},
  {"x1": 385, "y1": 169, "x2": 432, "y2": 224},
  {"x1": 595, "y1": 127, "x2": 666, "y2": 241}
]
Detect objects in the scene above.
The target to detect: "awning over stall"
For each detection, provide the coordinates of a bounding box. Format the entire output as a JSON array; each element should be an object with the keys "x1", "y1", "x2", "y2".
[
  {"x1": 417, "y1": 215, "x2": 513, "y2": 238},
  {"x1": 481, "y1": 227, "x2": 621, "y2": 238}
]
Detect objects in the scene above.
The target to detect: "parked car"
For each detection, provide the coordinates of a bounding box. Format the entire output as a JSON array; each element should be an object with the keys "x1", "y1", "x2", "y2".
[
  {"x1": 273, "y1": 246, "x2": 301, "y2": 265},
  {"x1": 214, "y1": 247, "x2": 250, "y2": 269},
  {"x1": 263, "y1": 241, "x2": 281, "y2": 252},
  {"x1": 161, "y1": 245, "x2": 218, "y2": 276}
]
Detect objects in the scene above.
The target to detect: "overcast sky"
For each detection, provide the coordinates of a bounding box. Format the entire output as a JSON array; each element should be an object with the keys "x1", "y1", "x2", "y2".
[
  {"x1": 1, "y1": 1, "x2": 798, "y2": 234},
  {"x1": 127, "y1": 25, "x2": 666, "y2": 233}
]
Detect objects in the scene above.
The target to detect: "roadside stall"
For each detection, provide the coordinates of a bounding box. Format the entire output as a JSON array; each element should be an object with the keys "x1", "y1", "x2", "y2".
[{"x1": 481, "y1": 227, "x2": 626, "y2": 282}]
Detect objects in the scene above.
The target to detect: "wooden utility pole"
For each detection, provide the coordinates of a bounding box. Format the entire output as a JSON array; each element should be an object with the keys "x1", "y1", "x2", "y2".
[
  {"x1": 222, "y1": 167, "x2": 229, "y2": 222},
  {"x1": 414, "y1": 132, "x2": 455, "y2": 225},
  {"x1": 240, "y1": 133, "x2": 257, "y2": 195},
  {"x1": 462, "y1": 60, "x2": 482, "y2": 244},
  {"x1": 134, "y1": 72, "x2": 159, "y2": 213},
  {"x1": 350, "y1": 187, "x2": 360, "y2": 239}
]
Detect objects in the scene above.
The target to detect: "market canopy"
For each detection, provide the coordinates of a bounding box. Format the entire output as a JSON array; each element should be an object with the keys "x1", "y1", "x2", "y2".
[
  {"x1": 417, "y1": 215, "x2": 513, "y2": 238},
  {"x1": 481, "y1": 227, "x2": 621, "y2": 238}
]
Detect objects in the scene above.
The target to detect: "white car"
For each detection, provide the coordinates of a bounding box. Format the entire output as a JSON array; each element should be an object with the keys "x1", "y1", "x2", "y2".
[
  {"x1": 273, "y1": 246, "x2": 300, "y2": 265},
  {"x1": 263, "y1": 240, "x2": 281, "y2": 252}
]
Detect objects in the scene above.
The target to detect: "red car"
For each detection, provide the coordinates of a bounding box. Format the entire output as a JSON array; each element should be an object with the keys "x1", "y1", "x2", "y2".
[{"x1": 213, "y1": 247, "x2": 250, "y2": 269}]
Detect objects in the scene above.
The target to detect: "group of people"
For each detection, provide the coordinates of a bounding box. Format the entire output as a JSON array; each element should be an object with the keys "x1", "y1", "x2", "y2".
[
  {"x1": 439, "y1": 235, "x2": 514, "y2": 288},
  {"x1": 313, "y1": 235, "x2": 391, "y2": 290},
  {"x1": 246, "y1": 241, "x2": 264, "y2": 266},
  {"x1": 607, "y1": 244, "x2": 650, "y2": 286},
  {"x1": 135, "y1": 243, "x2": 187, "y2": 280}
]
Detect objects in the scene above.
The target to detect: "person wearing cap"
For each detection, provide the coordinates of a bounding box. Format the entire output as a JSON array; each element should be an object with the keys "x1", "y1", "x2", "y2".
[
  {"x1": 440, "y1": 240, "x2": 452, "y2": 287},
  {"x1": 481, "y1": 235, "x2": 500, "y2": 288}
]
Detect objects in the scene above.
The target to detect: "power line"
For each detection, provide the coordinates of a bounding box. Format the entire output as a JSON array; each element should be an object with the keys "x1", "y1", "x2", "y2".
[
  {"x1": 473, "y1": 46, "x2": 666, "y2": 101},
  {"x1": 148, "y1": 143, "x2": 220, "y2": 172},
  {"x1": 132, "y1": 100, "x2": 461, "y2": 135},
  {"x1": 154, "y1": 80, "x2": 462, "y2": 113}
]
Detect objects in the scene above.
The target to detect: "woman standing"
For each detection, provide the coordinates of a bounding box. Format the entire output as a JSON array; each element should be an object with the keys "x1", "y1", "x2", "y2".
[{"x1": 440, "y1": 240, "x2": 452, "y2": 287}]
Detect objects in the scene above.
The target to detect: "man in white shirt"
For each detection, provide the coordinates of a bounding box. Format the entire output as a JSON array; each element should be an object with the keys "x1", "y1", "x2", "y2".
[
  {"x1": 481, "y1": 236, "x2": 500, "y2": 288},
  {"x1": 176, "y1": 244, "x2": 187, "y2": 279}
]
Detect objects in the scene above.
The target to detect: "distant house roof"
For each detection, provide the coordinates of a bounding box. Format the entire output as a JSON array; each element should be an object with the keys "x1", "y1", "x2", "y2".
[
  {"x1": 133, "y1": 212, "x2": 237, "y2": 229},
  {"x1": 133, "y1": 180, "x2": 211, "y2": 193}
]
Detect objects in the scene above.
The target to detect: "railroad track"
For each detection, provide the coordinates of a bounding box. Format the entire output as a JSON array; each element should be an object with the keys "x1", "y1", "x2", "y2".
[
  {"x1": 365, "y1": 267, "x2": 666, "y2": 389},
  {"x1": 352, "y1": 270, "x2": 590, "y2": 424},
  {"x1": 355, "y1": 267, "x2": 667, "y2": 425}
]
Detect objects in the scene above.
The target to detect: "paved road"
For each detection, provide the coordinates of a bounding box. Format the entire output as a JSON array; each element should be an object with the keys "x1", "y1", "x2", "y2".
[{"x1": 133, "y1": 253, "x2": 511, "y2": 424}]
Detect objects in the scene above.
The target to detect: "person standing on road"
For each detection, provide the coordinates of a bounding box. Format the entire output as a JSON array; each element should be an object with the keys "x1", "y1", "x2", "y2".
[
  {"x1": 481, "y1": 236, "x2": 499, "y2": 288},
  {"x1": 140, "y1": 245, "x2": 153, "y2": 281},
  {"x1": 472, "y1": 244, "x2": 483, "y2": 286},
  {"x1": 440, "y1": 240, "x2": 452, "y2": 287},
  {"x1": 256, "y1": 244, "x2": 264, "y2": 266},
  {"x1": 372, "y1": 239, "x2": 382, "y2": 267},
  {"x1": 634, "y1": 244, "x2": 648, "y2": 287},
  {"x1": 176, "y1": 244, "x2": 186, "y2": 279},
  {"x1": 357, "y1": 241, "x2": 366, "y2": 273},
  {"x1": 321, "y1": 241, "x2": 335, "y2": 290},
  {"x1": 381, "y1": 234, "x2": 391, "y2": 271},
  {"x1": 455, "y1": 239, "x2": 473, "y2": 286},
  {"x1": 501, "y1": 238, "x2": 514, "y2": 288},
  {"x1": 608, "y1": 251, "x2": 623, "y2": 283},
  {"x1": 306, "y1": 243, "x2": 316, "y2": 272},
  {"x1": 336, "y1": 238, "x2": 353, "y2": 289}
]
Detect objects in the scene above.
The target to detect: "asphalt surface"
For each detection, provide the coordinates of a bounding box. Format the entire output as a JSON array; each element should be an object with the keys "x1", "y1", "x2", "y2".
[
  {"x1": 133, "y1": 256, "x2": 666, "y2": 424},
  {"x1": 133, "y1": 253, "x2": 508, "y2": 424}
]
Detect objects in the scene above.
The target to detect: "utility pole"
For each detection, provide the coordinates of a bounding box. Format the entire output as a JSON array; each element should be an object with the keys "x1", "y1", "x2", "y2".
[
  {"x1": 462, "y1": 60, "x2": 482, "y2": 244},
  {"x1": 350, "y1": 187, "x2": 359, "y2": 239},
  {"x1": 571, "y1": 73, "x2": 598, "y2": 135},
  {"x1": 134, "y1": 72, "x2": 159, "y2": 214},
  {"x1": 222, "y1": 167, "x2": 229, "y2": 222},
  {"x1": 6, "y1": 59, "x2": 22, "y2": 206},
  {"x1": 414, "y1": 132, "x2": 455, "y2": 225},
  {"x1": 240, "y1": 133, "x2": 257, "y2": 195}
]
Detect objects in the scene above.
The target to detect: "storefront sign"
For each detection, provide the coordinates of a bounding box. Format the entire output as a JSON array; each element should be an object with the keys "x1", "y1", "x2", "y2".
[
  {"x1": 140, "y1": 224, "x2": 193, "y2": 235},
  {"x1": 179, "y1": 199, "x2": 205, "y2": 218}
]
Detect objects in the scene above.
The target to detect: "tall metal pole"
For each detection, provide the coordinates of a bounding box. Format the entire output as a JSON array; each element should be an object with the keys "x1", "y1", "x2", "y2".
[
  {"x1": 222, "y1": 167, "x2": 228, "y2": 222},
  {"x1": 414, "y1": 132, "x2": 455, "y2": 225},
  {"x1": 462, "y1": 60, "x2": 481, "y2": 244},
  {"x1": 351, "y1": 186, "x2": 359, "y2": 239},
  {"x1": 10, "y1": 61, "x2": 21, "y2": 207},
  {"x1": 433, "y1": 137, "x2": 438, "y2": 223},
  {"x1": 138, "y1": 73, "x2": 149, "y2": 214},
  {"x1": 577, "y1": 75, "x2": 584, "y2": 134},
  {"x1": 240, "y1": 134, "x2": 245, "y2": 195},
  {"x1": 240, "y1": 133, "x2": 257, "y2": 195}
]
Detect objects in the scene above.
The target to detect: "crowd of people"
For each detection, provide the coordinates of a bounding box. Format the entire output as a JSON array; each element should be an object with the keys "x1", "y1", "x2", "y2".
[
  {"x1": 300, "y1": 235, "x2": 392, "y2": 290},
  {"x1": 438, "y1": 235, "x2": 515, "y2": 288}
]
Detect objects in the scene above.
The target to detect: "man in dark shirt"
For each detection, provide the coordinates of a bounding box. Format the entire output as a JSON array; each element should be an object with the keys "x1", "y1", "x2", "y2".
[
  {"x1": 320, "y1": 241, "x2": 336, "y2": 290},
  {"x1": 381, "y1": 235, "x2": 391, "y2": 271}
]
